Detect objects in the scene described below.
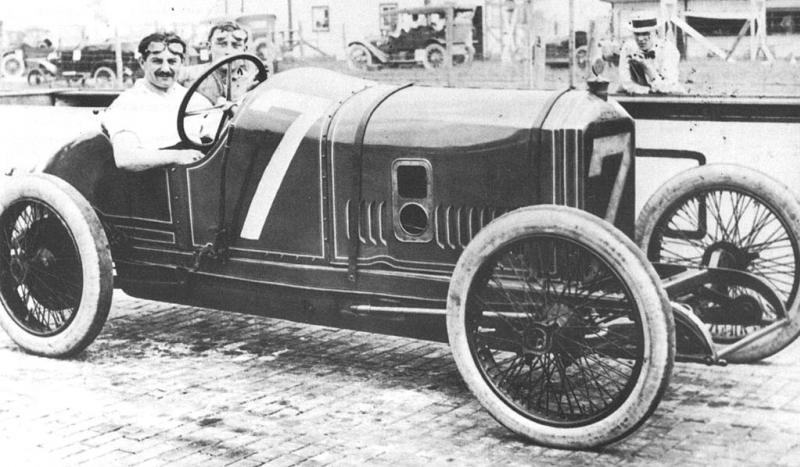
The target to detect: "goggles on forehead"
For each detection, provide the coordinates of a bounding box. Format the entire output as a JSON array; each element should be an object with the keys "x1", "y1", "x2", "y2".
[
  {"x1": 146, "y1": 41, "x2": 185, "y2": 56},
  {"x1": 214, "y1": 28, "x2": 248, "y2": 42}
]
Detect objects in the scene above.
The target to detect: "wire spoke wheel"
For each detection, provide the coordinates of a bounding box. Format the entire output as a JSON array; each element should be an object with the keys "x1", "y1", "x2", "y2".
[
  {"x1": 0, "y1": 174, "x2": 112, "y2": 358},
  {"x1": 449, "y1": 206, "x2": 672, "y2": 449},
  {"x1": 651, "y1": 188, "x2": 797, "y2": 342},
  {"x1": 0, "y1": 199, "x2": 83, "y2": 336},
  {"x1": 637, "y1": 164, "x2": 800, "y2": 362},
  {"x1": 466, "y1": 235, "x2": 644, "y2": 427}
]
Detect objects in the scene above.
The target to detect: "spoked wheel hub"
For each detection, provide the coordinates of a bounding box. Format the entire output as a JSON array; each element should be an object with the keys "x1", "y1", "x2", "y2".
[{"x1": 702, "y1": 241, "x2": 759, "y2": 270}]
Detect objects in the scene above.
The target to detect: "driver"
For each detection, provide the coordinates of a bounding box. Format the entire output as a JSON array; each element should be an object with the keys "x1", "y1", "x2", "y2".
[
  {"x1": 179, "y1": 21, "x2": 256, "y2": 104},
  {"x1": 102, "y1": 32, "x2": 211, "y2": 171}
]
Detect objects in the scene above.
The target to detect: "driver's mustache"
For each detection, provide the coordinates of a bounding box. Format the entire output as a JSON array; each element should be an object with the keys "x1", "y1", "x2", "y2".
[{"x1": 155, "y1": 71, "x2": 174, "y2": 78}]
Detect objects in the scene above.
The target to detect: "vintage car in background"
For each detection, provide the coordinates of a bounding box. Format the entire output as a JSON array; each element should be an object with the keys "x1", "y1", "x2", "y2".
[
  {"x1": 24, "y1": 42, "x2": 141, "y2": 87},
  {"x1": 546, "y1": 30, "x2": 589, "y2": 68},
  {"x1": 2, "y1": 54, "x2": 800, "y2": 449},
  {"x1": 347, "y1": 4, "x2": 478, "y2": 70},
  {"x1": 1, "y1": 41, "x2": 55, "y2": 80}
]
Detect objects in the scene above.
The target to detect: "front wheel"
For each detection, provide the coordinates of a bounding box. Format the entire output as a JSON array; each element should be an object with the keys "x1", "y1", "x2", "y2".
[
  {"x1": 447, "y1": 206, "x2": 674, "y2": 449},
  {"x1": 26, "y1": 68, "x2": 51, "y2": 86},
  {"x1": 636, "y1": 164, "x2": 800, "y2": 363},
  {"x1": 0, "y1": 174, "x2": 113, "y2": 357},
  {"x1": 347, "y1": 44, "x2": 373, "y2": 71}
]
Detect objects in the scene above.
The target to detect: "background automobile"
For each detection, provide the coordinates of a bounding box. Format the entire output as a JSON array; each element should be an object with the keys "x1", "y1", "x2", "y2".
[
  {"x1": 347, "y1": 4, "x2": 478, "y2": 70},
  {"x1": 2, "y1": 55, "x2": 799, "y2": 449},
  {"x1": 24, "y1": 42, "x2": 142, "y2": 87}
]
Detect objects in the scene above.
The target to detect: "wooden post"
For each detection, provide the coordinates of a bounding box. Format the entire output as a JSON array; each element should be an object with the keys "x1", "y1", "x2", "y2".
[
  {"x1": 755, "y1": 0, "x2": 774, "y2": 62},
  {"x1": 446, "y1": 5, "x2": 454, "y2": 86},
  {"x1": 114, "y1": 27, "x2": 123, "y2": 88},
  {"x1": 568, "y1": 0, "x2": 575, "y2": 88},
  {"x1": 287, "y1": 0, "x2": 294, "y2": 49},
  {"x1": 526, "y1": 0, "x2": 533, "y2": 88},
  {"x1": 726, "y1": 19, "x2": 751, "y2": 61},
  {"x1": 532, "y1": 1, "x2": 545, "y2": 89},
  {"x1": 750, "y1": 0, "x2": 757, "y2": 60},
  {"x1": 660, "y1": 0, "x2": 677, "y2": 43}
]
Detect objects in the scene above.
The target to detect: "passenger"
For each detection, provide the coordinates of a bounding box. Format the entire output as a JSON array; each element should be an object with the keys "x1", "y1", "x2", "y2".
[
  {"x1": 180, "y1": 20, "x2": 255, "y2": 104},
  {"x1": 102, "y1": 32, "x2": 210, "y2": 172},
  {"x1": 618, "y1": 12, "x2": 684, "y2": 95}
]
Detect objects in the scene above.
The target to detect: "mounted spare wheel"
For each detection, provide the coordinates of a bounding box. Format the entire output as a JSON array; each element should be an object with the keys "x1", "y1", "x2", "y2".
[
  {"x1": 0, "y1": 174, "x2": 113, "y2": 358},
  {"x1": 1, "y1": 53, "x2": 25, "y2": 78},
  {"x1": 636, "y1": 164, "x2": 800, "y2": 363},
  {"x1": 447, "y1": 205, "x2": 674, "y2": 449}
]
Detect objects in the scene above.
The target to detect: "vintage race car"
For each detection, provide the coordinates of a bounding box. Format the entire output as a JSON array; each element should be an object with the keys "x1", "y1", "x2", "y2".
[{"x1": 2, "y1": 54, "x2": 800, "y2": 449}]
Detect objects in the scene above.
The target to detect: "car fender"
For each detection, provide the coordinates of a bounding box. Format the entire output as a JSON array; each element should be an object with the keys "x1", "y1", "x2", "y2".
[
  {"x1": 37, "y1": 131, "x2": 122, "y2": 208},
  {"x1": 25, "y1": 57, "x2": 57, "y2": 74},
  {"x1": 348, "y1": 40, "x2": 388, "y2": 64}
]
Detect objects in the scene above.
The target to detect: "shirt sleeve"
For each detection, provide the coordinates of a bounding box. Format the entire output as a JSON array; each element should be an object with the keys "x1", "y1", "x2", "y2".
[{"x1": 100, "y1": 93, "x2": 134, "y2": 139}]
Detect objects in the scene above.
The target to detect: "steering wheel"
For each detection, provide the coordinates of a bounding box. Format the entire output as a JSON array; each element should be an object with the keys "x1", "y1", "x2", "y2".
[{"x1": 177, "y1": 53, "x2": 268, "y2": 150}]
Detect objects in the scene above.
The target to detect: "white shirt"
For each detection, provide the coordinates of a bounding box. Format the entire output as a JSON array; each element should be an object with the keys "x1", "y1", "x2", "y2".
[
  {"x1": 618, "y1": 38, "x2": 684, "y2": 94},
  {"x1": 102, "y1": 80, "x2": 210, "y2": 150}
]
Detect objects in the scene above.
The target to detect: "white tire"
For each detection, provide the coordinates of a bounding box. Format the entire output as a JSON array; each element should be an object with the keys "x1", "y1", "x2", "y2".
[
  {"x1": 448, "y1": 205, "x2": 674, "y2": 448},
  {"x1": 0, "y1": 174, "x2": 113, "y2": 357}
]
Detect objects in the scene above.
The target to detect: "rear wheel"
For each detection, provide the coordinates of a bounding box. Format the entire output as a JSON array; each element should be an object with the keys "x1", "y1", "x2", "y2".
[
  {"x1": 92, "y1": 66, "x2": 116, "y2": 87},
  {"x1": 0, "y1": 174, "x2": 113, "y2": 357},
  {"x1": 636, "y1": 164, "x2": 800, "y2": 362},
  {"x1": 448, "y1": 206, "x2": 674, "y2": 449},
  {"x1": 423, "y1": 43, "x2": 445, "y2": 69}
]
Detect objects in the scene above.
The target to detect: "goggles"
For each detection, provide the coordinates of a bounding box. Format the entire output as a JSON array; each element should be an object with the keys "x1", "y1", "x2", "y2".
[
  {"x1": 146, "y1": 41, "x2": 185, "y2": 56},
  {"x1": 212, "y1": 25, "x2": 248, "y2": 42}
]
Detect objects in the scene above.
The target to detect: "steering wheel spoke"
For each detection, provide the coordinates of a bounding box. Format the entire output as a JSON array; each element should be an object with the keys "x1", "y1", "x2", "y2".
[
  {"x1": 176, "y1": 53, "x2": 268, "y2": 150},
  {"x1": 185, "y1": 102, "x2": 226, "y2": 116}
]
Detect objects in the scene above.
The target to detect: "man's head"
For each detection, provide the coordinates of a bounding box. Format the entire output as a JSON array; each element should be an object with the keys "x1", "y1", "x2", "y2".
[
  {"x1": 138, "y1": 32, "x2": 186, "y2": 91},
  {"x1": 634, "y1": 32, "x2": 653, "y2": 51},
  {"x1": 629, "y1": 12, "x2": 658, "y2": 51},
  {"x1": 208, "y1": 21, "x2": 249, "y2": 60}
]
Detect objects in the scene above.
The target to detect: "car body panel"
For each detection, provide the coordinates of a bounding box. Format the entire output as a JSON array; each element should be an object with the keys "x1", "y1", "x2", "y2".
[{"x1": 39, "y1": 67, "x2": 635, "y2": 337}]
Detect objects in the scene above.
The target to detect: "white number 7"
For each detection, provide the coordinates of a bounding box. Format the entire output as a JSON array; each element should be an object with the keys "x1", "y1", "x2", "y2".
[{"x1": 240, "y1": 89, "x2": 332, "y2": 240}]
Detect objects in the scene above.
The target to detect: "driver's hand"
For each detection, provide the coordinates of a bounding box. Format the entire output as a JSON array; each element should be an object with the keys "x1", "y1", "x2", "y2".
[{"x1": 168, "y1": 149, "x2": 205, "y2": 166}]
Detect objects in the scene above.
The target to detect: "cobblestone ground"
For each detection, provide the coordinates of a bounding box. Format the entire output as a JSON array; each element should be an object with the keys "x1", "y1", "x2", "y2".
[{"x1": 2, "y1": 293, "x2": 800, "y2": 466}]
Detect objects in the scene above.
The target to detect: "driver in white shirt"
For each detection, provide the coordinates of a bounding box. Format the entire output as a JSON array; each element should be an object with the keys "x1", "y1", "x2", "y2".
[{"x1": 102, "y1": 32, "x2": 211, "y2": 172}]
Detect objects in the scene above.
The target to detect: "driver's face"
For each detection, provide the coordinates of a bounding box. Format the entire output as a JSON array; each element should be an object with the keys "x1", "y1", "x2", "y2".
[
  {"x1": 210, "y1": 30, "x2": 246, "y2": 60},
  {"x1": 141, "y1": 48, "x2": 183, "y2": 91}
]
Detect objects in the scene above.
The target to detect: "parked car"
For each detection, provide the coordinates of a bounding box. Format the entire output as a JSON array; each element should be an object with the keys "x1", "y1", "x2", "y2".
[
  {"x1": 545, "y1": 30, "x2": 589, "y2": 67},
  {"x1": 2, "y1": 55, "x2": 799, "y2": 449},
  {"x1": 1, "y1": 40, "x2": 54, "y2": 79},
  {"x1": 25, "y1": 42, "x2": 141, "y2": 87},
  {"x1": 347, "y1": 4, "x2": 477, "y2": 70}
]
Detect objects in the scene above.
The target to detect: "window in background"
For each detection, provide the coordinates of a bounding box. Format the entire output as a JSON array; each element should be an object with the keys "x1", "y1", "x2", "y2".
[
  {"x1": 312, "y1": 6, "x2": 330, "y2": 32},
  {"x1": 767, "y1": 8, "x2": 800, "y2": 34},
  {"x1": 380, "y1": 3, "x2": 399, "y2": 33}
]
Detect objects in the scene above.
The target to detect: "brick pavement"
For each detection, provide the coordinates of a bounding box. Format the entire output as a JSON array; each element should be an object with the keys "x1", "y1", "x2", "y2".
[{"x1": 2, "y1": 293, "x2": 800, "y2": 466}]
